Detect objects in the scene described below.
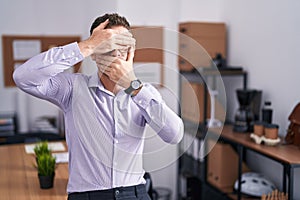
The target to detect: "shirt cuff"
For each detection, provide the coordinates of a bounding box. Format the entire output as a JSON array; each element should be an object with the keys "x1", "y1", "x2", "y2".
[
  {"x1": 60, "y1": 42, "x2": 84, "y2": 66},
  {"x1": 132, "y1": 83, "x2": 162, "y2": 109}
]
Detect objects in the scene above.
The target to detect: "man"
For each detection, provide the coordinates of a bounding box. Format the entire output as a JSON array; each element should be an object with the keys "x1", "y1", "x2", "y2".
[{"x1": 13, "y1": 13, "x2": 183, "y2": 200}]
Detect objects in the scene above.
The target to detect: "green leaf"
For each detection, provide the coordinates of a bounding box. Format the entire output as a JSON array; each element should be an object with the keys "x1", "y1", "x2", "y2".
[
  {"x1": 34, "y1": 141, "x2": 51, "y2": 157},
  {"x1": 37, "y1": 153, "x2": 56, "y2": 176}
]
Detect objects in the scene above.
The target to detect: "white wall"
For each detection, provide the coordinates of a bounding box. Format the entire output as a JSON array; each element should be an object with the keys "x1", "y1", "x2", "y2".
[
  {"x1": 179, "y1": 0, "x2": 223, "y2": 22},
  {"x1": 220, "y1": 0, "x2": 300, "y2": 134}
]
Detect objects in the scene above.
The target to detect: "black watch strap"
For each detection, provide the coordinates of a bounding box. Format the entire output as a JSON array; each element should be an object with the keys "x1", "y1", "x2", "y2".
[{"x1": 125, "y1": 79, "x2": 142, "y2": 95}]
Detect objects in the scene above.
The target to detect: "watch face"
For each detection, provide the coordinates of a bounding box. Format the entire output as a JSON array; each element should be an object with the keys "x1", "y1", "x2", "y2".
[{"x1": 131, "y1": 80, "x2": 141, "y2": 90}]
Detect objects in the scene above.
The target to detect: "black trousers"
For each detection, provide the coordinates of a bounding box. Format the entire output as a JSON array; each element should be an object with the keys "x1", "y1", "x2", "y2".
[{"x1": 68, "y1": 184, "x2": 151, "y2": 200}]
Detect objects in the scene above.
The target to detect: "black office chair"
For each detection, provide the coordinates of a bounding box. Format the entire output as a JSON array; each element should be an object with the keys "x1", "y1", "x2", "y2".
[{"x1": 144, "y1": 172, "x2": 159, "y2": 200}]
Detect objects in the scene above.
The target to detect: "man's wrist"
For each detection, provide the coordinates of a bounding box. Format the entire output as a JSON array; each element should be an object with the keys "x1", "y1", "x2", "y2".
[
  {"x1": 130, "y1": 85, "x2": 143, "y2": 97},
  {"x1": 124, "y1": 79, "x2": 143, "y2": 96},
  {"x1": 78, "y1": 40, "x2": 95, "y2": 58}
]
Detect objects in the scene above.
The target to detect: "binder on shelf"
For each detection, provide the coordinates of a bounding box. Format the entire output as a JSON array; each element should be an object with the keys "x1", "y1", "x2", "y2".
[
  {"x1": 0, "y1": 113, "x2": 17, "y2": 136},
  {"x1": 0, "y1": 131, "x2": 14, "y2": 136},
  {"x1": 0, "y1": 125, "x2": 15, "y2": 131},
  {"x1": 0, "y1": 118, "x2": 14, "y2": 125}
]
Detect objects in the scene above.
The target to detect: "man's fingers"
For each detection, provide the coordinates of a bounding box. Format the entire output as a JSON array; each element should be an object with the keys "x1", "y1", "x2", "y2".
[
  {"x1": 97, "y1": 63, "x2": 111, "y2": 73},
  {"x1": 111, "y1": 33, "x2": 136, "y2": 47},
  {"x1": 92, "y1": 29, "x2": 135, "y2": 54},
  {"x1": 95, "y1": 55, "x2": 116, "y2": 63},
  {"x1": 94, "y1": 19, "x2": 109, "y2": 31},
  {"x1": 96, "y1": 59, "x2": 113, "y2": 67},
  {"x1": 95, "y1": 55, "x2": 117, "y2": 72},
  {"x1": 114, "y1": 30, "x2": 133, "y2": 37},
  {"x1": 93, "y1": 37, "x2": 133, "y2": 55},
  {"x1": 114, "y1": 36, "x2": 136, "y2": 47}
]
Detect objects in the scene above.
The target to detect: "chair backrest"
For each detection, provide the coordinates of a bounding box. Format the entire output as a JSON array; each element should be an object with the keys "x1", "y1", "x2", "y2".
[{"x1": 144, "y1": 172, "x2": 154, "y2": 199}]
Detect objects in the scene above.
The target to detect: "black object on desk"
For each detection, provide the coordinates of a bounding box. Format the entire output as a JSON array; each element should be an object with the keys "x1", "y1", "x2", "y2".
[{"x1": 0, "y1": 132, "x2": 64, "y2": 145}]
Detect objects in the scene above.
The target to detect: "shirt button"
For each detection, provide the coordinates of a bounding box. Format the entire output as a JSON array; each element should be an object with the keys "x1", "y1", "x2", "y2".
[
  {"x1": 71, "y1": 51, "x2": 75, "y2": 56},
  {"x1": 115, "y1": 190, "x2": 120, "y2": 196},
  {"x1": 138, "y1": 100, "x2": 143, "y2": 104},
  {"x1": 115, "y1": 140, "x2": 119, "y2": 144}
]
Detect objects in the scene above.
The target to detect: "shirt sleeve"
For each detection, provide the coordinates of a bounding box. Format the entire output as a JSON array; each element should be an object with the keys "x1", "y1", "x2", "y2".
[
  {"x1": 13, "y1": 42, "x2": 84, "y2": 111},
  {"x1": 132, "y1": 84, "x2": 184, "y2": 144}
]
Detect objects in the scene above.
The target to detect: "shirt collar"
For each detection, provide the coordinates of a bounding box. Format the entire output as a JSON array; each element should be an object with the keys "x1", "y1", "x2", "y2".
[
  {"x1": 88, "y1": 72, "x2": 101, "y2": 88},
  {"x1": 88, "y1": 72, "x2": 115, "y2": 96}
]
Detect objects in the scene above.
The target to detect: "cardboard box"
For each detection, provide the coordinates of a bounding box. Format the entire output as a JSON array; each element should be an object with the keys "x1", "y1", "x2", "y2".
[
  {"x1": 207, "y1": 141, "x2": 249, "y2": 188},
  {"x1": 179, "y1": 22, "x2": 227, "y2": 71},
  {"x1": 131, "y1": 26, "x2": 163, "y2": 63},
  {"x1": 131, "y1": 26, "x2": 164, "y2": 85},
  {"x1": 181, "y1": 82, "x2": 225, "y2": 124},
  {"x1": 181, "y1": 82, "x2": 210, "y2": 123},
  {"x1": 179, "y1": 22, "x2": 226, "y2": 38}
]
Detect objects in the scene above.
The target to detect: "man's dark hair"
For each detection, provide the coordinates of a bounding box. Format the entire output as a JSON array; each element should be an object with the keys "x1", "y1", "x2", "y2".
[{"x1": 90, "y1": 13, "x2": 130, "y2": 35}]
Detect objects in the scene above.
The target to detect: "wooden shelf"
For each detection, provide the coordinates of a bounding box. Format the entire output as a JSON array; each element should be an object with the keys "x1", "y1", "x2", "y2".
[
  {"x1": 178, "y1": 67, "x2": 248, "y2": 199},
  {"x1": 209, "y1": 125, "x2": 300, "y2": 200},
  {"x1": 212, "y1": 125, "x2": 300, "y2": 165},
  {"x1": 178, "y1": 124, "x2": 299, "y2": 200}
]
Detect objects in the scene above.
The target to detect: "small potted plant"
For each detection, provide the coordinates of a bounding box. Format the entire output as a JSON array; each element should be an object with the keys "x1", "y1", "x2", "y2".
[
  {"x1": 34, "y1": 141, "x2": 51, "y2": 159},
  {"x1": 36, "y1": 152, "x2": 56, "y2": 189},
  {"x1": 34, "y1": 141, "x2": 56, "y2": 189}
]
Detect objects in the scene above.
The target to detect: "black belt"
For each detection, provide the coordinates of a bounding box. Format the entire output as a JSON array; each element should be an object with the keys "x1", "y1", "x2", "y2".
[{"x1": 68, "y1": 184, "x2": 147, "y2": 200}]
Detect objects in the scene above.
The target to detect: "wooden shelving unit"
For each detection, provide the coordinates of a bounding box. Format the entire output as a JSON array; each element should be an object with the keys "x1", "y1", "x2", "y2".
[{"x1": 178, "y1": 68, "x2": 248, "y2": 200}]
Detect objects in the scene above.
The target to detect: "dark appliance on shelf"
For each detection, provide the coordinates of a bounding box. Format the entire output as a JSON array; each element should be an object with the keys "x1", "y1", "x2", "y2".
[
  {"x1": 212, "y1": 53, "x2": 227, "y2": 68},
  {"x1": 233, "y1": 89, "x2": 262, "y2": 133}
]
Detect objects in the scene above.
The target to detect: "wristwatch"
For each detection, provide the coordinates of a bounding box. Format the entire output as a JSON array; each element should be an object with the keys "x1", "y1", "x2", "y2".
[{"x1": 125, "y1": 79, "x2": 142, "y2": 95}]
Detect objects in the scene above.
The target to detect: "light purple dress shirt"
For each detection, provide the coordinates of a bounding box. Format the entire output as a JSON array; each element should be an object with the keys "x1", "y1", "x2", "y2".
[{"x1": 13, "y1": 42, "x2": 184, "y2": 193}]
